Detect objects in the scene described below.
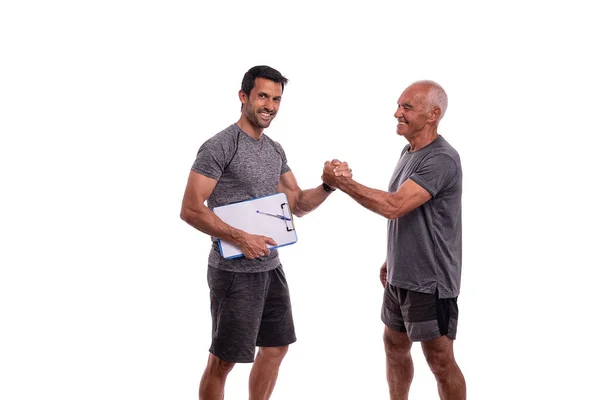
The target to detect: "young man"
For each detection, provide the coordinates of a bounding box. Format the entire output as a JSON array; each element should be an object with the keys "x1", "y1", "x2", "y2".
[
  {"x1": 180, "y1": 65, "x2": 349, "y2": 400},
  {"x1": 322, "y1": 81, "x2": 466, "y2": 399}
]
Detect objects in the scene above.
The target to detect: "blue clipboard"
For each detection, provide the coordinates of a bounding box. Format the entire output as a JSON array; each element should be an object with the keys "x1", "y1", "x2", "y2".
[{"x1": 212, "y1": 192, "x2": 298, "y2": 259}]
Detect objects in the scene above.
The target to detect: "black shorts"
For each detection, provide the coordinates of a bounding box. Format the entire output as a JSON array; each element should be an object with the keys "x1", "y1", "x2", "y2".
[
  {"x1": 207, "y1": 265, "x2": 296, "y2": 363},
  {"x1": 381, "y1": 283, "x2": 459, "y2": 342}
]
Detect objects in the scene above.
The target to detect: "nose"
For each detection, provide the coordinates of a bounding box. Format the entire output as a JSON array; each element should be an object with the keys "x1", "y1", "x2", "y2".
[
  {"x1": 265, "y1": 98, "x2": 275, "y2": 111},
  {"x1": 394, "y1": 108, "x2": 402, "y2": 119}
]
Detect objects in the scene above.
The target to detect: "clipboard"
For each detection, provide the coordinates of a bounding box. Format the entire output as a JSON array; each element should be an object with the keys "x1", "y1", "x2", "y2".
[{"x1": 212, "y1": 192, "x2": 297, "y2": 259}]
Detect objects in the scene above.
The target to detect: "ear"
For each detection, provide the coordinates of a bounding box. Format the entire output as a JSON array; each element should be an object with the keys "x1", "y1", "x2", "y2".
[
  {"x1": 238, "y1": 90, "x2": 247, "y2": 106},
  {"x1": 429, "y1": 106, "x2": 441, "y2": 123}
]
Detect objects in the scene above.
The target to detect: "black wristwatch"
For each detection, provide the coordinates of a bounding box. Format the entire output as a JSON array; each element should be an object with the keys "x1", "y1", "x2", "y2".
[{"x1": 322, "y1": 182, "x2": 336, "y2": 193}]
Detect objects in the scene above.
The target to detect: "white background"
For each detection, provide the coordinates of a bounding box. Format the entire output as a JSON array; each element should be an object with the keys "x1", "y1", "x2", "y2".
[{"x1": 1, "y1": 1, "x2": 599, "y2": 399}]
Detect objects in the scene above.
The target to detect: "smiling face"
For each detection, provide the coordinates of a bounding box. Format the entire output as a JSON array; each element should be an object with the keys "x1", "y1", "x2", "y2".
[
  {"x1": 394, "y1": 83, "x2": 437, "y2": 139},
  {"x1": 239, "y1": 77, "x2": 282, "y2": 134}
]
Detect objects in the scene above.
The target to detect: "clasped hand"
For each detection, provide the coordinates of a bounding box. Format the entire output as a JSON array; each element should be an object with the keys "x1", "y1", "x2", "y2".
[{"x1": 322, "y1": 158, "x2": 352, "y2": 189}]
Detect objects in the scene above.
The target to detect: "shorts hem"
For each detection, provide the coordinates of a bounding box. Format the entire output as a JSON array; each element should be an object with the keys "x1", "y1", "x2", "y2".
[
  {"x1": 209, "y1": 349, "x2": 254, "y2": 364},
  {"x1": 381, "y1": 318, "x2": 407, "y2": 333},
  {"x1": 256, "y1": 337, "x2": 297, "y2": 348},
  {"x1": 410, "y1": 332, "x2": 456, "y2": 342}
]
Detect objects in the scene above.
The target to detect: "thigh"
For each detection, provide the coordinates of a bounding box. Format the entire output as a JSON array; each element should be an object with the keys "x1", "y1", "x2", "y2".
[
  {"x1": 399, "y1": 289, "x2": 459, "y2": 342},
  {"x1": 207, "y1": 267, "x2": 269, "y2": 363},
  {"x1": 383, "y1": 325, "x2": 412, "y2": 354},
  {"x1": 381, "y1": 283, "x2": 407, "y2": 333},
  {"x1": 256, "y1": 265, "x2": 297, "y2": 347},
  {"x1": 421, "y1": 335, "x2": 456, "y2": 360}
]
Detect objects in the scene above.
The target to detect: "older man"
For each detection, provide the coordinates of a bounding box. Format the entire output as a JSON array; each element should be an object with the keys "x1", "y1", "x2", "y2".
[{"x1": 324, "y1": 80, "x2": 466, "y2": 400}]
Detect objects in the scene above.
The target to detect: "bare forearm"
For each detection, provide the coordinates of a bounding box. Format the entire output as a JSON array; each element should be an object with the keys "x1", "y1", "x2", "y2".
[
  {"x1": 180, "y1": 205, "x2": 243, "y2": 243},
  {"x1": 293, "y1": 185, "x2": 331, "y2": 217},
  {"x1": 336, "y1": 178, "x2": 399, "y2": 219}
]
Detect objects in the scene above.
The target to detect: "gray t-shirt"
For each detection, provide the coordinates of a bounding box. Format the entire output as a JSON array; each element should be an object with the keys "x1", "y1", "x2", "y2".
[
  {"x1": 191, "y1": 123, "x2": 291, "y2": 272},
  {"x1": 387, "y1": 136, "x2": 462, "y2": 298}
]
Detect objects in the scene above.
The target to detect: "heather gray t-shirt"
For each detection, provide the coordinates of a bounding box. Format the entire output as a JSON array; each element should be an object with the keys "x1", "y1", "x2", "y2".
[
  {"x1": 191, "y1": 123, "x2": 291, "y2": 273},
  {"x1": 387, "y1": 136, "x2": 462, "y2": 298}
]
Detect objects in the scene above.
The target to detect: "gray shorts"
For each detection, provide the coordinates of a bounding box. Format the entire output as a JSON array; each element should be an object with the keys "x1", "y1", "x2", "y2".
[
  {"x1": 381, "y1": 283, "x2": 459, "y2": 342},
  {"x1": 207, "y1": 265, "x2": 296, "y2": 363}
]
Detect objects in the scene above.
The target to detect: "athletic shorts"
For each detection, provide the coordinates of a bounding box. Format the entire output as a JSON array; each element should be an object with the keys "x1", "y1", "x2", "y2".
[
  {"x1": 207, "y1": 265, "x2": 296, "y2": 363},
  {"x1": 381, "y1": 283, "x2": 459, "y2": 342}
]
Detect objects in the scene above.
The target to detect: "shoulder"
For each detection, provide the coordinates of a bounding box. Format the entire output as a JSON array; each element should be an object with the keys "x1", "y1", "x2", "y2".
[
  {"x1": 199, "y1": 124, "x2": 239, "y2": 151},
  {"x1": 435, "y1": 136, "x2": 461, "y2": 160},
  {"x1": 422, "y1": 137, "x2": 461, "y2": 168},
  {"x1": 209, "y1": 124, "x2": 239, "y2": 144},
  {"x1": 262, "y1": 133, "x2": 286, "y2": 153},
  {"x1": 409, "y1": 138, "x2": 462, "y2": 180}
]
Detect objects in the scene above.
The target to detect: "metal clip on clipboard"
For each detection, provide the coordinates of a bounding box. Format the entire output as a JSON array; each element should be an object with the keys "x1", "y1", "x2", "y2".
[{"x1": 281, "y1": 202, "x2": 295, "y2": 232}]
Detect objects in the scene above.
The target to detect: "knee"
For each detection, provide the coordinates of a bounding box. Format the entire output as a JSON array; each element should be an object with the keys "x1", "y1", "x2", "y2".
[
  {"x1": 258, "y1": 346, "x2": 288, "y2": 363},
  {"x1": 383, "y1": 329, "x2": 411, "y2": 362},
  {"x1": 423, "y1": 349, "x2": 454, "y2": 379},
  {"x1": 207, "y1": 354, "x2": 235, "y2": 376}
]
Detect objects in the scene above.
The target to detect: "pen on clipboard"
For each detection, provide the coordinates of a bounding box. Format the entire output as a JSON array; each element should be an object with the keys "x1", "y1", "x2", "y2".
[{"x1": 256, "y1": 210, "x2": 292, "y2": 221}]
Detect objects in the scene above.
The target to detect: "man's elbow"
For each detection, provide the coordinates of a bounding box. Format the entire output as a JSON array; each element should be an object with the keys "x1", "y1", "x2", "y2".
[
  {"x1": 288, "y1": 194, "x2": 308, "y2": 217},
  {"x1": 289, "y1": 203, "x2": 305, "y2": 218},
  {"x1": 383, "y1": 206, "x2": 406, "y2": 220},
  {"x1": 291, "y1": 200, "x2": 316, "y2": 218},
  {"x1": 292, "y1": 209, "x2": 308, "y2": 218},
  {"x1": 180, "y1": 207, "x2": 194, "y2": 224},
  {"x1": 386, "y1": 211, "x2": 405, "y2": 220}
]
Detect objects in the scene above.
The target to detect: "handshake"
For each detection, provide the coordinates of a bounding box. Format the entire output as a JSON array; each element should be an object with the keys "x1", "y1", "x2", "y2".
[{"x1": 322, "y1": 159, "x2": 353, "y2": 191}]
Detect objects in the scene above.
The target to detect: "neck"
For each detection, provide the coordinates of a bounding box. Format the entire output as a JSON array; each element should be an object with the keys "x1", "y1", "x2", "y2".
[
  {"x1": 236, "y1": 116, "x2": 263, "y2": 140},
  {"x1": 407, "y1": 128, "x2": 439, "y2": 152}
]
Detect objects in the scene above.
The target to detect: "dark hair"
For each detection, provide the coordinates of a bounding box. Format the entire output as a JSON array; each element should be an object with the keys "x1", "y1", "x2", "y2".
[{"x1": 241, "y1": 65, "x2": 288, "y2": 95}]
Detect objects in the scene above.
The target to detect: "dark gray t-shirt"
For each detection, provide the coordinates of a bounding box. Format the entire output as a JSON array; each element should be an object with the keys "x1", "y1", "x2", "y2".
[
  {"x1": 387, "y1": 136, "x2": 462, "y2": 298},
  {"x1": 191, "y1": 123, "x2": 291, "y2": 272}
]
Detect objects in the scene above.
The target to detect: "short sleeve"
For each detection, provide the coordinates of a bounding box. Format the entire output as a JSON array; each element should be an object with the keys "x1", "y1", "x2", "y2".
[
  {"x1": 410, "y1": 154, "x2": 458, "y2": 197},
  {"x1": 191, "y1": 138, "x2": 230, "y2": 181},
  {"x1": 273, "y1": 141, "x2": 291, "y2": 175}
]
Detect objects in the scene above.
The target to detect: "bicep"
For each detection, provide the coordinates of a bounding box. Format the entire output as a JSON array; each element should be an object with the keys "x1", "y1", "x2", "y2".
[
  {"x1": 277, "y1": 171, "x2": 301, "y2": 208},
  {"x1": 392, "y1": 179, "x2": 432, "y2": 218},
  {"x1": 182, "y1": 170, "x2": 218, "y2": 211}
]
